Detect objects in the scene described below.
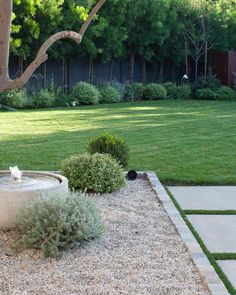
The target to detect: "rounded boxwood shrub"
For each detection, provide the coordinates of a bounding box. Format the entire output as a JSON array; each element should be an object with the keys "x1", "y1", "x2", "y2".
[
  {"x1": 0, "y1": 88, "x2": 29, "y2": 108},
  {"x1": 32, "y1": 88, "x2": 55, "y2": 108},
  {"x1": 62, "y1": 153, "x2": 125, "y2": 193},
  {"x1": 15, "y1": 192, "x2": 104, "y2": 258},
  {"x1": 87, "y1": 133, "x2": 129, "y2": 167},
  {"x1": 192, "y1": 72, "x2": 221, "y2": 94},
  {"x1": 99, "y1": 85, "x2": 121, "y2": 104},
  {"x1": 123, "y1": 83, "x2": 145, "y2": 101},
  {"x1": 216, "y1": 86, "x2": 236, "y2": 101},
  {"x1": 143, "y1": 83, "x2": 167, "y2": 100},
  {"x1": 196, "y1": 88, "x2": 217, "y2": 100},
  {"x1": 166, "y1": 85, "x2": 191, "y2": 100},
  {"x1": 70, "y1": 82, "x2": 100, "y2": 105}
]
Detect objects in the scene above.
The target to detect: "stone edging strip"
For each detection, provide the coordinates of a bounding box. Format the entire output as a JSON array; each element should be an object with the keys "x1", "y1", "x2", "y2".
[{"x1": 145, "y1": 171, "x2": 229, "y2": 295}]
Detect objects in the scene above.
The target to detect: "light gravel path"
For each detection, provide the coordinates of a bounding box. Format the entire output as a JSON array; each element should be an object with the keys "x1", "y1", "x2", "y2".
[{"x1": 0, "y1": 179, "x2": 208, "y2": 295}]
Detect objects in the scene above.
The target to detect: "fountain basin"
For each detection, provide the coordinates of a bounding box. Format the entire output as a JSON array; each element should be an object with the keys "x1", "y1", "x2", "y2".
[{"x1": 0, "y1": 171, "x2": 68, "y2": 229}]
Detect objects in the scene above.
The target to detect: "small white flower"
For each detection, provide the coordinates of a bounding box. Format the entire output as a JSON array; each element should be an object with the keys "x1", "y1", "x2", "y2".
[
  {"x1": 71, "y1": 101, "x2": 77, "y2": 107},
  {"x1": 183, "y1": 74, "x2": 188, "y2": 80}
]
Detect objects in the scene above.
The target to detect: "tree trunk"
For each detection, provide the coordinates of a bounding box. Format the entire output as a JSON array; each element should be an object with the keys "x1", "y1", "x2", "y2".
[
  {"x1": 204, "y1": 41, "x2": 208, "y2": 79},
  {"x1": 172, "y1": 64, "x2": 176, "y2": 84},
  {"x1": 88, "y1": 56, "x2": 94, "y2": 84},
  {"x1": 141, "y1": 56, "x2": 146, "y2": 83},
  {"x1": 109, "y1": 59, "x2": 113, "y2": 82},
  {"x1": 62, "y1": 57, "x2": 68, "y2": 93},
  {"x1": 18, "y1": 56, "x2": 24, "y2": 76},
  {"x1": 185, "y1": 41, "x2": 189, "y2": 76},
  {"x1": 195, "y1": 59, "x2": 198, "y2": 80},
  {"x1": 43, "y1": 62, "x2": 47, "y2": 88},
  {"x1": 0, "y1": 0, "x2": 12, "y2": 80},
  {"x1": 159, "y1": 61, "x2": 164, "y2": 83},
  {"x1": 128, "y1": 53, "x2": 135, "y2": 85}
]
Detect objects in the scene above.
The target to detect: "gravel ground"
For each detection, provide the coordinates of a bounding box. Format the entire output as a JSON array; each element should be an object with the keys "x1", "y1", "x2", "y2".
[{"x1": 0, "y1": 178, "x2": 208, "y2": 295}]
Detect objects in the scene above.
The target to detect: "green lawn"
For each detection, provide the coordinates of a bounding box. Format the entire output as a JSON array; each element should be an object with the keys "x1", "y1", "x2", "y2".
[{"x1": 0, "y1": 100, "x2": 235, "y2": 185}]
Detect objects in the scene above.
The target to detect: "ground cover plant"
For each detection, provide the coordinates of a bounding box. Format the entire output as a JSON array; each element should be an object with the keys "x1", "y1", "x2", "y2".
[
  {"x1": 0, "y1": 100, "x2": 235, "y2": 185},
  {"x1": 15, "y1": 192, "x2": 104, "y2": 258}
]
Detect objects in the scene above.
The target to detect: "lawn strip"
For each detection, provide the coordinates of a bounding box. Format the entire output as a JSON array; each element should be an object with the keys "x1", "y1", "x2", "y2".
[
  {"x1": 184, "y1": 210, "x2": 236, "y2": 215},
  {"x1": 213, "y1": 253, "x2": 236, "y2": 260},
  {"x1": 165, "y1": 186, "x2": 236, "y2": 294}
]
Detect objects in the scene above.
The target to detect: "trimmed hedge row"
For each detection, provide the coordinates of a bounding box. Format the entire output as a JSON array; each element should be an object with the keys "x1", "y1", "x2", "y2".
[{"x1": 1, "y1": 79, "x2": 236, "y2": 109}]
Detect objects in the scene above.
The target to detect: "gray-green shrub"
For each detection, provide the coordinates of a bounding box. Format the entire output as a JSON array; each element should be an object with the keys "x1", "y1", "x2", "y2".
[
  {"x1": 166, "y1": 85, "x2": 191, "y2": 100},
  {"x1": 70, "y1": 82, "x2": 100, "y2": 105},
  {"x1": 143, "y1": 83, "x2": 167, "y2": 100},
  {"x1": 216, "y1": 86, "x2": 236, "y2": 101},
  {"x1": 123, "y1": 83, "x2": 144, "y2": 101},
  {"x1": 196, "y1": 88, "x2": 217, "y2": 100},
  {"x1": 0, "y1": 88, "x2": 29, "y2": 108},
  {"x1": 15, "y1": 192, "x2": 104, "y2": 258},
  {"x1": 32, "y1": 88, "x2": 55, "y2": 108},
  {"x1": 62, "y1": 153, "x2": 125, "y2": 193},
  {"x1": 99, "y1": 85, "x2": 121, "y2": 103},
  {"x1": 87, "y1": 133, "x2": 129, "y2": 167}
]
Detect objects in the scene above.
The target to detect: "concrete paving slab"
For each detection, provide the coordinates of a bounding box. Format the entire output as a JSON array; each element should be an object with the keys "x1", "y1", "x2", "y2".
[
  {"x1": 168, "y1": 186, "x2": 236, "y2": 210},
  {"x1": 217, "y1": 260, "x2": 236, "y2": 289},
  {"x1": 187, "y1": 215, "x2": 236, "y2": 253}
]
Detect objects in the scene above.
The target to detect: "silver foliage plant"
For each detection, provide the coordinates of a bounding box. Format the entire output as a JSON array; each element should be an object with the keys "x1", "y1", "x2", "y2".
[{"x1": 15, "y1": 192, "x2": 104, "y2": 258}]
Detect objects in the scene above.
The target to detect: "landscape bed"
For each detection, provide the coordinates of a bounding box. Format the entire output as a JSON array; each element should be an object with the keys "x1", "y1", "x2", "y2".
[{"x1": 0, "y1": 177, "x2": 208, "y2": 295}]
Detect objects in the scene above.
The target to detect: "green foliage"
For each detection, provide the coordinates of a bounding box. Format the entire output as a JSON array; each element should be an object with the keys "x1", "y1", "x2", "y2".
[
  {"x1": 87, "y1": 133, "x2": 129, "y2": 167},
  {"x1": 196, "y1": 88, "x2": 217, "y2": 100},
  {"x1": 62, "y1": 153, "x2": 125, "y2": 193},
  {"x1": 31, "y1": 89, "x2": 56, "y2": 108},
  {"x1": 99, "y1": 85, "x2": 121, "y2": 104},
  {"x1": 192, "y1": 72, "x2": 221, "y2": 94},
  {"x1": 143, "y1": 83, "x2": 167, "y2": 100},
  {"x1": 0, "y1": 88, "x2": 29, "y2": 108},
  {"x1": 216, "y1": 86, "x2": 236, "y2": 101},
  {"x1": 166, "y1": 85, "x2": 192, "y2": 100},
  {"x1": 15, "y1": 191, "x2": 104, "y2": 258},
  {"x1": 70, "y1": 82, "x2": 100, "y2": 105},
  {"x1": 123, "y1": 83, "x2": 144, "y2": 101}
]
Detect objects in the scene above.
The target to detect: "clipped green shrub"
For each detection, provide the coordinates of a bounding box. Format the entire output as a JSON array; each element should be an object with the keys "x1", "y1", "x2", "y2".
[
  {"x1": 0, "y1": 88, "x2": 29, "y2": 108},
  {"x1": 192, "y1": 72, "x2": 221, "y2": 94},
  {"x1": 166, "y1": 85, "x2": 191, "y2": 100},
  {"x1": 15, "y1": 192, "x2": 104, "y2": 258},
  {"x1": 196, "y1": 88, "x2": 217, "y2": 100},
  {"x1": 99, "y1": 85, "x2": 121, "y2": 104},
  {"x1": 123, "y1": 83, "x2": 145, "y2": 101},
  {"x1": 87, "y1": 133, "x2": 129, "y2": 167},
  {"x1": 143, "y1": 83, "x2": 167, "y2": 100},
  {"x1": 162, "y1": 82, "x2": 175, "y2": 92},
  {"x1": 62, "y1": 153, "x2": 125, "y2": 193},
  {"x1": 216, "y1": 86, "x2": 236, "y2": 101},
  {"x1": 70, "y1": 82, "x2": 100, "y2": 105},
  {"x1": 32, "y1": 88, "x2": 55, "y2": 108}
]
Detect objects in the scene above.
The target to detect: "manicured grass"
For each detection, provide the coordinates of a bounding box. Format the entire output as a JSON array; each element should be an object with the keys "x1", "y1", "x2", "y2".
[
  {"x1": 184, "y1": 210, "x2": 236, "y2": 215},
  {"x1": 0, "y1": 100, "x2": 236, "y2": 184}
]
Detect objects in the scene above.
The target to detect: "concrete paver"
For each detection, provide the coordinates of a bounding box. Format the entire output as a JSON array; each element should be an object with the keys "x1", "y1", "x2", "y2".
[
  {"x1": 187, "y1": 215, "x2": 236, "y2": 253},
  {"x1": 217, "y1": 260, "x2": 236, "y2": 289},
  {"x1": 168, "y1": 186, "x2": 236, "y2": 210}
]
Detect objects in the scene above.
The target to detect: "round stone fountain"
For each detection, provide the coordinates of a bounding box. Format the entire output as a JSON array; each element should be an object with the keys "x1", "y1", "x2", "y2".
[{"x1": 0, "y1": 168, "x2": 68, "y2": 229}]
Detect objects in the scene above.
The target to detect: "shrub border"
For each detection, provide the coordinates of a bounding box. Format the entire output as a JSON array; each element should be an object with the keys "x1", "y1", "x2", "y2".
[{"x1": 145, "y1": 171, "x2": 232, "y2": 295}]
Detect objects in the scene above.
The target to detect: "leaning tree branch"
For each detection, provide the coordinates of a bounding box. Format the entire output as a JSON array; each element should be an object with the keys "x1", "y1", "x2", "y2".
[{"x1": 0, "y1": 0, "x2": 105, "y2": 93}]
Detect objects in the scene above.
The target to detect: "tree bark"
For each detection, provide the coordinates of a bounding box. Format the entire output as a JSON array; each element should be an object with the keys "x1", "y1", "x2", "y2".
[
  {"x1": 109, "y1": 59, "x2": 113, "y2": 82},
  {"x1": 0, "y1": 0, "x2": 105, "y2": 93},
  {"x1": 0, "y1": 0, "x2": 12, "y2": 80},
  {"x1": 185, "y1": 41, "x2": 189, "y2": 76},
  {"x1": 141, "y1": 56, "x2": 146, "y2": 83},
  {"x1": 204, "y1": 41, "x2": 208, "y2": 79},
  {"x1": 128, "y1": 53, "x2": 135, "y2": 85},
  {"x1": 88, "y1": 56, "x2": 94, "y2": 84},
  {"x1": 159, "y1": 61, "x2": 164, "y2": 83}
]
